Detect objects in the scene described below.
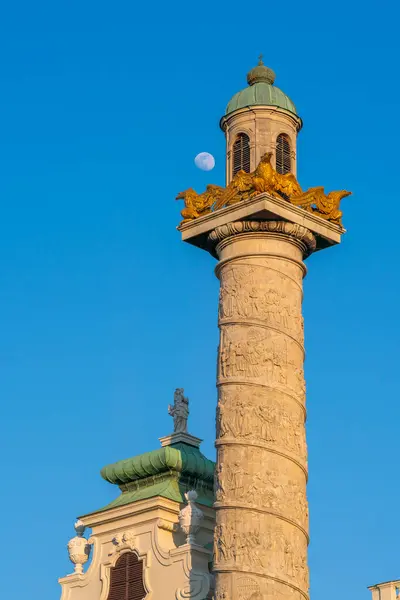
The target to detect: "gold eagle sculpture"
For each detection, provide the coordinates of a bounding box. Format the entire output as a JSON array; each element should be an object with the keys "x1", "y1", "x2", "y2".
[{"x1": 176, "y1": 152, "x2": 351, "y2": 228}]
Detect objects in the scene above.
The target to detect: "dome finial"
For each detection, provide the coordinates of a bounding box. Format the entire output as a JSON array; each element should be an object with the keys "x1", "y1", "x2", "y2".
[{"x1": 247, "y1": 57, "x2": 275, "y2": 86}]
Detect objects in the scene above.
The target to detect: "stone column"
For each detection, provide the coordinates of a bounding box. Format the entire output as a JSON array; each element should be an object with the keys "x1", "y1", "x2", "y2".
[{"x1": 210, "y1": 221, "x2": 316, "y2": 600}]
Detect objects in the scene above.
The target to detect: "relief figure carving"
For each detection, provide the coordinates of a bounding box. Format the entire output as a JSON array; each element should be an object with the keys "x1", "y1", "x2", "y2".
[
  {"x1": 215, "y1": 454, "x2": 307, "y2": 526},
  {"x1": 215, "y1": 524, "x2": 264, "y2": 567},
  {"x1": 219, "y1": 329, "x2": 289, "y2": 384},
  {"x1": 215, "y1": 517, "x2": 308, "y2": 588},
  {"x1": 258, "y1": 405, "x2": 276, "y2": 443},
  {"x1": 284, "y1": 539, "x2": 296, "y2": 577},
  {"x1": 216, "y1": 389, "x2": 306, "y2": 457},
  {"x1": 215, "y1": 461, "x2": 248, "y2": 502},
  {"x1": 292, "y1": 367, "x2": 306, "y2": 399},
  {"x1": 219, "y1": 274, "x2": 303, "y2": 342}
]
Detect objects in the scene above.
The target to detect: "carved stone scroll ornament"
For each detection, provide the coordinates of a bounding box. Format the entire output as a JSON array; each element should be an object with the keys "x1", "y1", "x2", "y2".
[
  {"x1": 176, "y1": 574, "x2": 213, "y2": 600},
  {"x1": 209, "y1": 221, "x2": 316, "y2": 257},
  {"x1": 158, "y1": 519, "x2": 179, "y2": 533},
  {"x1": 176, "y1": 152, "x2": 351, "y2": 227},
  {"x1": 67, "y1": 520, "x2": 92, "y2": 575},
  {"x1": 179, "y1": 490, "x2": 204, "y2": 545},
  {"x1": 112, "y1": 530, "x2": 137, "y2": 553}
]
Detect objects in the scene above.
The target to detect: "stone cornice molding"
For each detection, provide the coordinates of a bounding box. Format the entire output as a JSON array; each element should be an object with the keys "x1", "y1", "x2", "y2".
[
  {"x1": 220, "y1": 105, "x2": 303, "y2": 133},
  {"x1": 208, "y1": 221, "x2": 316, "y2": 258}
]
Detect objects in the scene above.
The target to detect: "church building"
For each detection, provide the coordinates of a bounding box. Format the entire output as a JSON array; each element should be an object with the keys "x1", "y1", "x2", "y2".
[
  {"x1": 58, "y1": 56, "x2": 326, "y2": 600},
  {"x1": 58, "y1": 59, "x2": 389, "y2": 600}
]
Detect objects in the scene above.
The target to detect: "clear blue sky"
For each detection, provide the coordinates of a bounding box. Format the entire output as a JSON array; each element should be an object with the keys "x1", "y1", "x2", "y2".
[{"x1": 0, "y1": 0, "x2": 398, "y2": 598}]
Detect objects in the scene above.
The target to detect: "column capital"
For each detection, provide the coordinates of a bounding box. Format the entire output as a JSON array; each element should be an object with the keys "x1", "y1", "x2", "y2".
[
  {"x1": 179, "y1": 193, "x2": 344, "y2": 257},
  {"x1": 208, "y1": 220, "x2": 317, "y2": 258}
]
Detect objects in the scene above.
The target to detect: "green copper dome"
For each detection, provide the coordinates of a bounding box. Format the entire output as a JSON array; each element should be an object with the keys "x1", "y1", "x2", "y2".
[
  {"x1": 91, "y1": 441, "x2": 215, "y2": 514},
  {"x1": 225, "y1": 57, "x2": 297, "y2": 116}
]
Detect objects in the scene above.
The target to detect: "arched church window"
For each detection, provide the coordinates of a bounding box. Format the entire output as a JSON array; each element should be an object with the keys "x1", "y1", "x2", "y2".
[
  {"x1": 107, "y1": 552, "x2": 146, "y2": 600},
  {"x1": 232, "y1": 133, "x2": 250, "y2": 176},
  {"x1": 275, "y1": 134, "x2": 292, "y2": 174}
]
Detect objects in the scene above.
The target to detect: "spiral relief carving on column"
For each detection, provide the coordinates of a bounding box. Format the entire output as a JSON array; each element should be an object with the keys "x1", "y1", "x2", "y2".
[{"x1": 213, "y1": 223, "x2": 314, "y2": 600}]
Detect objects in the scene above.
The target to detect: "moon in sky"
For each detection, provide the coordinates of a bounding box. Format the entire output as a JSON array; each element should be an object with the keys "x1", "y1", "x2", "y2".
[{"x1": 194, "y1": 152, "x2": 215, "y2": 171}]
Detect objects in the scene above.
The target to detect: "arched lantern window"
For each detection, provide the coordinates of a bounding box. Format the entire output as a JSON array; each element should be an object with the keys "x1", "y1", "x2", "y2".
[
  {"x1": 107, "y1": 552, "x2": 147, "y2": 600},
  {"x1": 275, "y1": 134, "x2": 292, "y2": 174},
  {"x1": 232, "y1": 133, "x2": 251, "y2": 176}
]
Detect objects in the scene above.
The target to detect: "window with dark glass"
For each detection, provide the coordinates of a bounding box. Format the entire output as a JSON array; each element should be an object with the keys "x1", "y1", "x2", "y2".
[
  {"x1": 107, "y1": 552, "x2": 146, "y2": 600},
  {"x1": 232, "y1": 133, "x2": 251, "y2": 176},
  {"x1": 275, "y1": 134, "x2": 292, "y2": 174}
]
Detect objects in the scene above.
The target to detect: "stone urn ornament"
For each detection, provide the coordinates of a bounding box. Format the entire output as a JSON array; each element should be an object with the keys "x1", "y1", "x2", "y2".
[
  {"x1": 178, "y1": 490, "x2": 204, "y2": 545},
  {"x1": 67, "y1": 519, "x2": 92, "y2": 574}
]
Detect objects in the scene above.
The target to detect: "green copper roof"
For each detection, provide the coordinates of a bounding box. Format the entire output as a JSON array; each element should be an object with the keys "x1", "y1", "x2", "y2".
[
  {"x1": 226, "y1": 81, "x2": 297, "y2": 115},
  {"x1": 97, "y1": 442, "x2": 215, "y2": 513},
  {"x1": 225, "y1": 57, "x2": 297, "y2": 116}
]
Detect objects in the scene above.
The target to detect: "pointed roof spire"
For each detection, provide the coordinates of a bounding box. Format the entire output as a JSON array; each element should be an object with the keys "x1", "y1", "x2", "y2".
[{"x1": 247, "y1": 56, "x2": 276, "y2": 86}]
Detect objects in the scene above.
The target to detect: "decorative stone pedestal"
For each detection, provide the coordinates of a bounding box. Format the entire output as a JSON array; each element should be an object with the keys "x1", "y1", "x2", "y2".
[
  {"x1": 159, "y1": 432, "x2": 203, "y2": 448},
  {"x1": 179, "y1": 194, "x2": 345, "y2": 600}
]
